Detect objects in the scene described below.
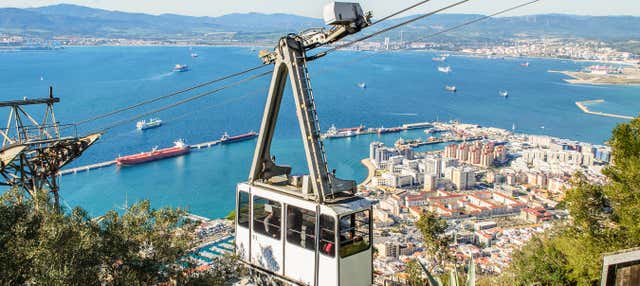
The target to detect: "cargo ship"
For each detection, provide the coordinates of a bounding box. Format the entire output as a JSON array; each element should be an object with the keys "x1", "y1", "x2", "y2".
[
  {"x1": 116, "y1": 140, "x2": 190, "y2": 166},
  {"x1": 220, "y1": 131, "x2": 258, "y2": 144}
]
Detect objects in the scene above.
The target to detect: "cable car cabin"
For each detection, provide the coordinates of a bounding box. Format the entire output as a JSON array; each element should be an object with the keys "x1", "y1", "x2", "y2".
[
  {"x1": 235, "y1": 177, "x2": 373, "y2": 286},
  {"x1": 235, "y1": 2, "x2": 373, "y2": 284}
]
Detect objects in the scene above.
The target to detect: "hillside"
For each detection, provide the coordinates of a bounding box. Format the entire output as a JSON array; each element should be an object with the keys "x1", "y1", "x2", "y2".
[{"x1": 1, "y1": 4, "x2": 639, "y2": 41}]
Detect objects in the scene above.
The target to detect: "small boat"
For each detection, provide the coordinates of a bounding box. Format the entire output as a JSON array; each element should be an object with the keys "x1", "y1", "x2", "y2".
[
  {"x1": 358, "y1": 82, "x2": 366, "y2": 88},
  {"x1": 432, "y1": 56, "x2": 447, "y2": 62},
  {"x1": 220, "y1": 131, "x2": 258, "y2": 144},
  {"x1": 173, "y1": 64, "x2": 189, "y2": 72},
  {"x1": 520, "y1": 62, "x2": 529, "y2": 67},
  {"x1": 190, "y1": 53, "x2": 199, "y2": 58},
  {"x1": 136, "y1": 118, "x2": 162, "y2": 130},
  {"x1": 437, "y1": 66, "x2": 452, "y2": 73},
  {"x1": 116, "y1": 139, "x2": 190, "y2": 166},
  {"x1": 499, "y1": 90, "x2": 509, "y2": 98},
  {"x1": 445, "y1": 85, "x2": 457, "y2": 92}
]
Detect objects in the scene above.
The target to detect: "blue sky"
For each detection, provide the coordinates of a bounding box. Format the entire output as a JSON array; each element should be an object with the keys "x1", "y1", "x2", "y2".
[{"x1": 1, "y1": 0, "x2": 639, "y2": 17}]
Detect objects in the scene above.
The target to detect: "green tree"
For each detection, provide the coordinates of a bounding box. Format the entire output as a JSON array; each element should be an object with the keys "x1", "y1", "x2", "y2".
[
  {"x1": 416, "y1": 210, "x2": 449, "y2": 264},
  {"x1": 0, "y1": 188, "x2": 238, "y2": 285},
  {"x1": 504, "y1": 116, "x2": 640, "y2": 285}
]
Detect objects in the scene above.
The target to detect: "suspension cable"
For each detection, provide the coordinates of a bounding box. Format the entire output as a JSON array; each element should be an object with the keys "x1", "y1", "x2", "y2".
[
  {"x1": 74, "y1": 64, "x2": 270, "y2": 126},
  {"x1": 318, "y1": 0, "x2": 472, "y2": 56},
  {"x1": 319, "y1": 0, "x2": 543, "y2": 70},
  {"x1": 99, "y1": 70, "x2": 272, "y2": 132}
]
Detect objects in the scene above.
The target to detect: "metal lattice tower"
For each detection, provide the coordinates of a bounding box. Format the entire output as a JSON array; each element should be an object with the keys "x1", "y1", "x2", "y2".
[{"x1": 0, "y1": 87, "x2": 101, "y2": 207}]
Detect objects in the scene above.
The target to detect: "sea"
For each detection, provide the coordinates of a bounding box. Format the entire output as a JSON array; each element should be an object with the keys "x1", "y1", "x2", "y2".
[{"x1": 0, "y1": 46, "x2": 638, "y2": 218}]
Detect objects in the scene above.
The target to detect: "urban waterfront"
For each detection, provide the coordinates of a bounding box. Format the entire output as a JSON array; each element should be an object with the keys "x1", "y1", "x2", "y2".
[{"x1": 1, "y1": 46, "x2": 638, "y2": 218}]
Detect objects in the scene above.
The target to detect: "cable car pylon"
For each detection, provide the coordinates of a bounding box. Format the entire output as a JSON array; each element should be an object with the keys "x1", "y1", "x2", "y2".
[
  {"x1": 235, "y1": 2, "x2": 374, "y2": 286},
  {"x1": 0, "y1": 87, "x2": 101, "y2": 208}
]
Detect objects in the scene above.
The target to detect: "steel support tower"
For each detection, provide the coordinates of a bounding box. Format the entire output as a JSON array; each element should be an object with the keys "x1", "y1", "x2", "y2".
[{"x1": 0, "y1": 87, "x2": 101, "y2": 207}]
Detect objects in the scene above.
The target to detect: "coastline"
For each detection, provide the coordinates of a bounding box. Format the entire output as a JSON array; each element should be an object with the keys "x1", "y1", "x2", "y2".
[
  {"x1": 575, "y1": 99, "x2": 634, "y2": 120},
  {"x1": 549, "y1": 68, "x2": 640, "y2": 86},
  {"x1": 359, "y1": 158, "x2": 376, "y2": 187}
]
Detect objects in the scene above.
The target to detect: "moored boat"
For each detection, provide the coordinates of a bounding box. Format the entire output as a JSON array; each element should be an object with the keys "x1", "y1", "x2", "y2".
[
  {"x1": 220, "y1": 131, "x2": 258, "y2": 144},
  {"x1": 116, "y1": 140, "x2": 190, "y2": 166}
]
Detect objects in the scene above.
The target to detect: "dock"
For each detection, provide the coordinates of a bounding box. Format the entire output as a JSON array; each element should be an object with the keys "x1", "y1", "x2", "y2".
[
  {"x1": 190, "y1": 140, "x2": 222, "y2": 149},
  {"x1": 57, "y1": 138, "x2": 231, "y2": 176},
  {"x1": 575, "y1": 99, "x2": 634, "y2": 120},
  {"x1": 58, "y1": 160, "x2": 116, "y2": 175}
]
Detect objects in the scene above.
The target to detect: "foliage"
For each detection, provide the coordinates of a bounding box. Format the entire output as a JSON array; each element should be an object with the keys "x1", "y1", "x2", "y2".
[
  {"x1": 406, "y1": 259, "x2": 426, "y2": 286},
  {"x1": 502, "y1": 116, "x2": 640, "y2": 285},
  {"x1": 0, "y1": 188, "x2": 237, "y2": 285},
  {"x1": 416, "y1": 210, "x2": 450, "y2": 264}
]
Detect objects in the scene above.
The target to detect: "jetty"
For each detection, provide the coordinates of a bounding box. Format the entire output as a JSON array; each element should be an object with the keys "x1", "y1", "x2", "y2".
[
  {"x1": 57, "y1": 136, "x2": 246, "y2": 176},
  {"x1": 575, "y1": 99, "x2": 634, "y2": 120},
  {"x1": 190, "y1": 140, "x2": 222, "y2": 149},
  {"x1": 58, "y1": 160, "x2": 116, "y2": 175}
]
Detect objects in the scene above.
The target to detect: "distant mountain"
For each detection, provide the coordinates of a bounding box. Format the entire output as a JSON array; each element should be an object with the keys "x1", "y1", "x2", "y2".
[{"x1": 1, "y1": 4, "x2": 639, "y2": 41}]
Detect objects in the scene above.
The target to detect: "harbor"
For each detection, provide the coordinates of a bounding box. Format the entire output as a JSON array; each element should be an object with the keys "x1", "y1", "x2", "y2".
[{"x1": 575, "y1": 99, "x2": 634, "y2": 120}]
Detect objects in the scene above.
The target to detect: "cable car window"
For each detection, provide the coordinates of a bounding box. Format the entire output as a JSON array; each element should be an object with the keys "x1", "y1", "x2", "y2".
[
  {"x1": 286, "y1": 206, "x2": 315, "y2": 250},
  {"x1": 237, "y1": 191, "x2": 250, "y2": 228},
  {"x1": 320, "y1": 214, "x2": 336, "y2": 257},
  {"x1": 253, "y1": 196, "x2": 281, "y2": 240},
  {"x1": 339, "y1": 210, "x2": 370, "y2": 258}
]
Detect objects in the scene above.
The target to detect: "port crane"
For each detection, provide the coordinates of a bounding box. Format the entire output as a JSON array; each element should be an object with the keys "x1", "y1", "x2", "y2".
[
  {"x1": 0, "y1": 87, "x2": 101, "y2": 207},
  {"x1": 235, "y1": 2, "x2": 374, "y2": 285}
]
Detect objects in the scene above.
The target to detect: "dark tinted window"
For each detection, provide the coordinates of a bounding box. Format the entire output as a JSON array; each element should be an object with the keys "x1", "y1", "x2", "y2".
[
  {"x1": 252, "y1": 196, "x2": 281, "y2": 240},
  {"x1": 339, "y1": 210, "x2": 371, "y2": 258},
  {"x1": 286, "y1": 206, "x2": 315, "y2": 250},
  {"x1": 237, "y1": 191, "x2": 250, "y2": 228},
  {"x1": 320, "y1": 215, "x2": 336, "y2": 257}
]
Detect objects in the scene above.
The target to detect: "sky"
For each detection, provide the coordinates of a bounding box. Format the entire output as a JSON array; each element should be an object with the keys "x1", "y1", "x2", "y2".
[{"x1": 0, "y1": 0, "x2": 639, "y2": 18}]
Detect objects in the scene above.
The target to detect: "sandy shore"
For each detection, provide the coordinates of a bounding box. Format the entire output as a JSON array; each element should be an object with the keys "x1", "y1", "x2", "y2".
[
  {"x1": 359, "y1": 158, "x2": 376, "y2": 187},
  {"x1": 550, "y1": 67, "x2": 640, "y2": 86}
]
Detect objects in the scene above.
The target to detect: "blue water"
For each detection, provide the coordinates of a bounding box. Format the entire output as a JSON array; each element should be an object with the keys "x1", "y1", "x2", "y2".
[{"x1": 1, "y1": 46, "x2": 638, "y2": 218}]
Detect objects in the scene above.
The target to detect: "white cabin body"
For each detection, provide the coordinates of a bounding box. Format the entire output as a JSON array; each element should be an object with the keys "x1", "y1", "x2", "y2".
[{"x1": 235, "y1": 181, "x2": 373, "y2": 286}]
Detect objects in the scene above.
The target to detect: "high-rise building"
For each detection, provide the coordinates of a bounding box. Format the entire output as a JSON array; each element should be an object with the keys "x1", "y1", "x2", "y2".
[
  {"x1": 444, "y1": 144, "x2": 458, "y2": 158},
  {"x1": 424, "y1": 156, "x2": 442, "y2": 177},
  {"x1": 452, "y1": 166, "x2": 475, "y2": 190},
  {"x1": 424, "y1": 173, "x2": 437, "y2": 191},
  {"x1": 456, "y1": 143, "x2": 469, "y2": 162},
  {"x1": 370, "y1": 141, "x2": 384, "y2": 161}
]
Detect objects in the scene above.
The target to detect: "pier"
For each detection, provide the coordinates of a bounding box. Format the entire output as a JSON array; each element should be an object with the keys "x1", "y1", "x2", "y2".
[
  {"x1": 58, "y1": 160, "x2": 116, "y2": 175},
  {"x1": 190, "y1": 140, "x2": 222, "y2": 149},
  {"x1": 57, "y1": 138, "x2": 233, "y2": 176},
  {"x1": 575, "y1": 99, "x2": 634, "y2": 120}
]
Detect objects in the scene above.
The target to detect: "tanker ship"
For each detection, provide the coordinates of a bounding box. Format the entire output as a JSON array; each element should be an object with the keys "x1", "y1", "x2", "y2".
[
  {"x1": 116, "y1": 140, "x2": 190, "y2": 166},
  {"x1": 219, "y1": 131, "x2": 258, "y2": 144}
]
